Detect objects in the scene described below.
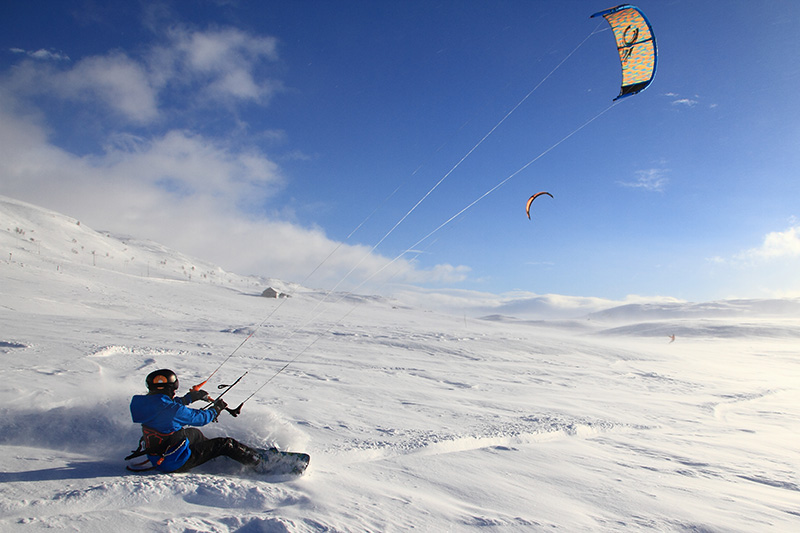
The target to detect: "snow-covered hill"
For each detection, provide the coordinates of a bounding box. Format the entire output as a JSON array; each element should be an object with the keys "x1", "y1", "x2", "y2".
[
  {"x1": 2, "y1": 195, "x2": 799, "y2": 532},
  {"x1": 588, "y1": 299, "x2": 800, "y2": 322},
  {"x1": 1, "y1": 195, "x2": 304, "y2": 292}
]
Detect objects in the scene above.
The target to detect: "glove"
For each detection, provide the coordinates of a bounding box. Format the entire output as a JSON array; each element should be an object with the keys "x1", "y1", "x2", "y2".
[
  {"x1": 188, "y1": 389, "x2": 211, "y2": 403},
  {"x1": 211, "y1": 398, "x2": 228, "y2": 415}
]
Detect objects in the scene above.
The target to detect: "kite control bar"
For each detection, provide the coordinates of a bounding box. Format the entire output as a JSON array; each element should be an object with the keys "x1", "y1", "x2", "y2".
[{"x1": 193, "y1": 372, "x2": 247, "y2": 418}]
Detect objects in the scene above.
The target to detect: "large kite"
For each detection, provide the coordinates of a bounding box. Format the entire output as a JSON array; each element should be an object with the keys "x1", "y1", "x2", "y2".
[{"x1": 591, "y1": 4, "x2": 657, "y2": 100}]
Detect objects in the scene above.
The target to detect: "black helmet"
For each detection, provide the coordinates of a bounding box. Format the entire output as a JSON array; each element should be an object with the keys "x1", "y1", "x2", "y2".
[{"x1": 146, "y1": 369, "x2": 179, "y2": 394}]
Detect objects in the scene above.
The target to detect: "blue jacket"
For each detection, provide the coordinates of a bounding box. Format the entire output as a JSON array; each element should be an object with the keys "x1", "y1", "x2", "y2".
[{"x1": 130, "y1": 392, "x2": 217, "y2": 472}]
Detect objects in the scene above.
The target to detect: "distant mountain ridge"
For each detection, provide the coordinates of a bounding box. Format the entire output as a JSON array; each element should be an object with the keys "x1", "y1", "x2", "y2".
[{"x1": 586, "y1": 299, "x2": 800, "y2": 322}]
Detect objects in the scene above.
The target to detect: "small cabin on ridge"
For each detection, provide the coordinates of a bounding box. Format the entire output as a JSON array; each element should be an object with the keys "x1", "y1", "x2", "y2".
[{"x1": 261, "y1": 287, "x2": 290, "y2": 299}]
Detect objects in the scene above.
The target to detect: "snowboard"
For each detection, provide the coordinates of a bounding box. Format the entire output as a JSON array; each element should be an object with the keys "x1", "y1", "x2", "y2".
[
  {"x1": 253, "y1": 448, "x2": 310, "y2": 477},
  {"x1": 126, "y1": 448, "x2": 310, "y2": 476}
]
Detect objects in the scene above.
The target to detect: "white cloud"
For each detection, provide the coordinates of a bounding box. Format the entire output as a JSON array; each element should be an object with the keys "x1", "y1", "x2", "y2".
[
  {"x1": 402, "y1": 263, "x2": 471, "y2": 284},
  {"x1": 63, "y1": 53, "x2": 160, "y2": 123},
  {"x1": 154, "y1": 27, "x2": 283, "y2": 104},
  {"x1": 0, "y1": 98, "x2": 463, "y2": 290},
  {"x1": 93, "y1": 130, "x2": 283, "y2": 201},
  {"x1": 175, "y1": 27, "x2": 278, "y2": 72},
  {"x1": 739, "y1": 225, "x2": 800, "y2": 261},
  {"x1": 704, "y1": 224, "x2": 800, "y2": 297},
  {"x1": 692, "y1": 222, "x2": 800, "y2": 300},
  {"x1": 3, "y1": 50, "x2": 158, "y2": 124},
  {"x1": 617, "y1": 168, "x2": 669, "y2": 192},
  {"x1": 672, "y1": 98, "x2": 698, "y2": 107},
  {"x1": 9, "y1": 47, "x2": 70, "y2": 61},
  {"x1": 5, "y1": 27, "x2": 281, "y2": 125},
  {"x1": 665, "y1": 92, "x2": 710, "y2": 108}
]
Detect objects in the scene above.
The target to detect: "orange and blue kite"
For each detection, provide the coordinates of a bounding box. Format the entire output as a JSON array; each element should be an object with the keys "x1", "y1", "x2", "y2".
[{"x1": 591, "y1": 4, "x2": 657, "y2": 100}]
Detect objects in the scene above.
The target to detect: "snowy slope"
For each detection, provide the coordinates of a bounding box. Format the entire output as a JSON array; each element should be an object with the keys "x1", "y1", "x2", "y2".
[{"x1": 2, "y1": 195, "x2": 800, "y2": 532}]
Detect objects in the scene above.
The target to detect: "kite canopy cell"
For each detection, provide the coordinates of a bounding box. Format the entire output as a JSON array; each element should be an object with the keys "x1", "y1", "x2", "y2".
[{"x1": 591, "y1": 4, "x2": 657, "y2": 100}]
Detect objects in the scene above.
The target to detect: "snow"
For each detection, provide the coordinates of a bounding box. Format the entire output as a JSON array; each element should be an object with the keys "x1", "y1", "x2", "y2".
[{"x1": 2, "y1": 193, "x2": 800, "y2": 532}]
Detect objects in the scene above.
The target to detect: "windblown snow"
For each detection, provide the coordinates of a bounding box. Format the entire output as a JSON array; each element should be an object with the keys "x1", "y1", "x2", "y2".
[{"x1": 1, "y1": 195, "x2": 799, "y2": 532}]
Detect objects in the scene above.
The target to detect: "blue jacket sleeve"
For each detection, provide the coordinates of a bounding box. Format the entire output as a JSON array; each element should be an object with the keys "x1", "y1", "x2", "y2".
[{"x1": 172, "y1": 402, "x2": 217, "y2": 428}]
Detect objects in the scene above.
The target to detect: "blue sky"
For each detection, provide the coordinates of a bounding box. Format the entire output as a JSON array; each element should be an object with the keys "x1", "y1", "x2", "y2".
[{"x1": 2, "y1": 0, "x2": 799, "y2": 309}]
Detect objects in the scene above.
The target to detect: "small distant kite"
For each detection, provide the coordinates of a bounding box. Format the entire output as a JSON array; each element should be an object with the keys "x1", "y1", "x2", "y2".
[
  {"x1": 526, "y1": 192, "x2": 553, "y2": 220},
  {"x1": 591, "y1": 4, "x2": 657, "y2": 100}
]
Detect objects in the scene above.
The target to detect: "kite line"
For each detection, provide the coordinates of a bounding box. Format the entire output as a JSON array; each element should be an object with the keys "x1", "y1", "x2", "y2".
[{"x1": 199, "y1": 18, "x2": 629, "y2": 410}]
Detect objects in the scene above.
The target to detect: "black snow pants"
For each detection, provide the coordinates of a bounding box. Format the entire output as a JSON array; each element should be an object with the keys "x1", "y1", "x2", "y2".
[{"x1": 174, "y1": 428, "x2": 260, "y2": 472}]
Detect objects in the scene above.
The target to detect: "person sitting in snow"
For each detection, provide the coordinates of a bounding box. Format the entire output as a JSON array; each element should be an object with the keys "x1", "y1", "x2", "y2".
[{"x1": 128, "y1": 368, "x2": 263, "y2": 473}]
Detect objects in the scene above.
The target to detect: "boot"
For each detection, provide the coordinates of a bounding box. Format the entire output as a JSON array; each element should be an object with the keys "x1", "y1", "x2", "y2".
[{"x1": 221, "y1": 438, "x2": 261, "y2": 467}]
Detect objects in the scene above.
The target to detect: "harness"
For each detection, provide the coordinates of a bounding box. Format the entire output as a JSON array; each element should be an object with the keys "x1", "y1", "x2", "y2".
[{"x1": 125, "y1": 426, "x2": 188, "y2": 471}]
